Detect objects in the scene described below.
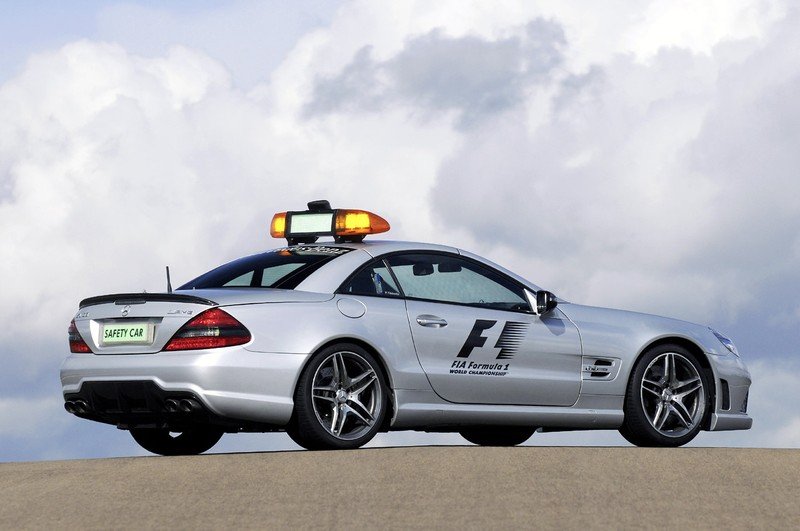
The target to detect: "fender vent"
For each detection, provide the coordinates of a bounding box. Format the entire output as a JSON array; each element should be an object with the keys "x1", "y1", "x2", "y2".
[{"x1": 581, "y1": 358, "x2": 620, "y2": 380}]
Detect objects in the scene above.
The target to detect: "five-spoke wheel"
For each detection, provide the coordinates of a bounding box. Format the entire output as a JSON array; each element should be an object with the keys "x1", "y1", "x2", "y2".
[
  {"x1": 620, "y1": 344, "x2": 709, "y2": 447},
  {"x1": 289, "y1": 343, "x2": 387, "y2": 450}
]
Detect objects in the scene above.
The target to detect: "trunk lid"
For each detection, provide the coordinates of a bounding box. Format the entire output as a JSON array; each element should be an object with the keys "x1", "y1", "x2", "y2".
[{"x1": 73, "y1": 288, "x2": 333, "y2": 354}]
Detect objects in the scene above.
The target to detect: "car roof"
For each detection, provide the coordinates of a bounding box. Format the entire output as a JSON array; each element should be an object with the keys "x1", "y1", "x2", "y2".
[
  {"x1": 298, "y1": 239, "x2": 459, "y2": 255},
  {"x1": 289, "y1": 239, "x2": 543, "y2": 294}
]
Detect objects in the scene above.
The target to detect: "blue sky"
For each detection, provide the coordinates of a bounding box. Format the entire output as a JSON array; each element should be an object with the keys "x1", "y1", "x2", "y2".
[
  {"x1": 1, "y1": 0, "x2": 799, "y2": 461},
  {"x1": 0, "y1": 0, "x2": 339, "y2": 86}
]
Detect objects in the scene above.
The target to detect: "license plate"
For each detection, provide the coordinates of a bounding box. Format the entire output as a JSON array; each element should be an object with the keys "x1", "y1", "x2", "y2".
[{"x1": 101, "y1": 322, "x2": 153, "y2": 346}]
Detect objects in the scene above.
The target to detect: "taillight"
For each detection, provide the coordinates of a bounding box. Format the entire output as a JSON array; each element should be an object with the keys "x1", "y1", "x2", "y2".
[
  {"x1": 164, "y1": 308, "x2": 251, "y2": 351},
  {"x1": 68, "y1": 319, "x2": 92, "y2": 353}
]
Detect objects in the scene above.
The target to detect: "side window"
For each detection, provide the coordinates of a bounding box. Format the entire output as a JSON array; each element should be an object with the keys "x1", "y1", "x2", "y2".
[
  {"x1": 385, "y1": 253, "x2": 530, "y2": 312},
  {"x1": 341, "y1": 261, "x2": 402, "y2": 297}
]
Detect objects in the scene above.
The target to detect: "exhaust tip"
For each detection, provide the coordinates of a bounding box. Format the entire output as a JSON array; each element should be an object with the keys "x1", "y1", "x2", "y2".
[
  {"x1": 73, "y1": 400, "x2": 90, "y2": 415},
  {"x1": 178, "y1": 399, "x2": 200, "y2": 414},
  {"x1": 64, "y1": 401, "x2": 76, "y2": 414},
  {"x1": 165, "y1": 399, "x2": 180, "y2": 413}
]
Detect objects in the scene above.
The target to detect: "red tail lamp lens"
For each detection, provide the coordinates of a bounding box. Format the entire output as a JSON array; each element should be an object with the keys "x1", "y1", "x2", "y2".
[
  {"x1": 164, "y1": 308, "x2": 251, "y2": 351},
  {"x1": 68, "y1": 319, "x2": 92, "y2": 353}
]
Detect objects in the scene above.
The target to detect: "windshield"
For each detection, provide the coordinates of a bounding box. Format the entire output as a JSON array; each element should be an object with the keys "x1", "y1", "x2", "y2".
[{"x1": 178, "y1": 246, "x2": 351, "y2": 290}]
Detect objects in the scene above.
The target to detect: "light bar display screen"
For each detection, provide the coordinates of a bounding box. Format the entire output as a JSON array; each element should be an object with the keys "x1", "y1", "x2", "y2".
[{"x1": 288, "y1": 212, "x2": 334, "y2": 235}]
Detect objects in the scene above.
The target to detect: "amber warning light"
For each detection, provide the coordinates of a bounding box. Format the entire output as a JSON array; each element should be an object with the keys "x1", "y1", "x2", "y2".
[{"x1": 270, "y1": 200, "x2": 390, "y2": 244}]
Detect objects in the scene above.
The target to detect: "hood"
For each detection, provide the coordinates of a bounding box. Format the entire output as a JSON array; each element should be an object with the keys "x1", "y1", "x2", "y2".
[
  {"x1": 559, "y1": 303, "x2": 707, "y2": 331},
  {"x1": 557, "y1": 302, "x2": 724, "y2": 357}
]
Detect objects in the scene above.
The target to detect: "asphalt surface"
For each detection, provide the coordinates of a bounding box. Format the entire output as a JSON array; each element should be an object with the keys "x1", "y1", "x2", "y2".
[{"x1": 1, "y1": 447, "x2": 798, "y2": 529}]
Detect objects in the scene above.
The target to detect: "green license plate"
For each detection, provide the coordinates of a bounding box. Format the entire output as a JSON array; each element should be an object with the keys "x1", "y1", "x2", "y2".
[{"x1": 101, "y1": 322, "x2": 153, "y2": 346}]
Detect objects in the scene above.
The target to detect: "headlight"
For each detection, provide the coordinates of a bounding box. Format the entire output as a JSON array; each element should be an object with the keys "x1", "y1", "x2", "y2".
[{"x1": 710, "y1": 328, "x2": 739, "y2": 357}]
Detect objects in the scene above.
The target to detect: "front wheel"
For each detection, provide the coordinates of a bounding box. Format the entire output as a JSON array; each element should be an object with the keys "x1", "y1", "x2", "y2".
[
  {"x1": 130, "y1": 427, "x2": 223, "y2": 456},
  {"x1": 620, "y1": 344, "x2": 710, "y2": 447},
  {"x1": 460, "y1": 427, "x2": 535, "y2": 446},
  {"x1": 289, "y1": 343, "x2": 388, "y2": 450}
]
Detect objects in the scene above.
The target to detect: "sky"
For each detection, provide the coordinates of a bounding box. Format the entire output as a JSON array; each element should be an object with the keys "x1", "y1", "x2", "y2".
[{"x1": 1, "y1": 0, "x2": 799, "y2": 461}]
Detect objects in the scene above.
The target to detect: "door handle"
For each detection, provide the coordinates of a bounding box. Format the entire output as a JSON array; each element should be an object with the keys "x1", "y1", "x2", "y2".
[{"x1": 416, "y1": 315, "x2": 448, "y2": 328}]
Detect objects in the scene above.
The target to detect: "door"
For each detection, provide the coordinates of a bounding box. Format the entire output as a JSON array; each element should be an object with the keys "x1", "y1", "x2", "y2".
[{"x1": 385, "y1": 253, "x2": 582, "y2": 406}]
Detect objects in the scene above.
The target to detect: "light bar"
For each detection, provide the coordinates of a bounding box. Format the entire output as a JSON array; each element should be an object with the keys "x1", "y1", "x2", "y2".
[{"x1": 269, "y1": 200, "x2": 390, "y2": 244}]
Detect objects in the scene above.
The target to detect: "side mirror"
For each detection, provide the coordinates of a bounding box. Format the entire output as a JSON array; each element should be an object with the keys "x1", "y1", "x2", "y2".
[{"x1": 536, "y1": 290, "x2": 558, "y2": 314}]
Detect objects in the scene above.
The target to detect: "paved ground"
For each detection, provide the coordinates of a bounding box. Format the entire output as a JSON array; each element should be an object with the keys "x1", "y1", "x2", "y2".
[{"x1": 1, "y1": 447, "x2": 798, "y2": 529}]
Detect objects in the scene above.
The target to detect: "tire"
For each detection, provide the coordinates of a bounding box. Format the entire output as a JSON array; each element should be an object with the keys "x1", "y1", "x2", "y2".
[
  {"x1": 130, "y1": 427, "x2": 223, "y2": 456},
  {"x1": 289, "y1": 343, "x2": 388, "y2": 450},
  {"x1": 460, "y1": 427, "x2": 535, "y2": 447},
  {"x1": 620, "y1": 344, "x2": 710, "y2": 447}
]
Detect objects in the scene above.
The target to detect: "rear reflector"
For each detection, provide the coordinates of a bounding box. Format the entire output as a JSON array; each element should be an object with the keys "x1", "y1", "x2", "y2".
[
  {"x1": 68, "y1": 319, "x2": 92, "y2": 353},
  {"x1": 164, "y1": 308, "x2": 251, "y2": 351}
]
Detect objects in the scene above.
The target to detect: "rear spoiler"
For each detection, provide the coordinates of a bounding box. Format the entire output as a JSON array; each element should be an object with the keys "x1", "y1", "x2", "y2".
[{"x1": 79, "y1": 293, "x2": 218, "y2": 309}]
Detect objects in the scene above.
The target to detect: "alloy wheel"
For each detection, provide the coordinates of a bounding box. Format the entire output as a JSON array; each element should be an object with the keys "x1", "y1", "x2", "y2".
[
  {"x1": 640, "y1": 352, "x2": 706, "y2": 438},
  {"x1": 310, "y1": 351, "x2": 383, "y2": 441}
]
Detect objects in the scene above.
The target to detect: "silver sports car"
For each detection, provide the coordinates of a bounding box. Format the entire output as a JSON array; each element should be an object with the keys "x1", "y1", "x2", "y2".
[{"x1": 61, "y1": 201, "x2": 752, "y2": 455}]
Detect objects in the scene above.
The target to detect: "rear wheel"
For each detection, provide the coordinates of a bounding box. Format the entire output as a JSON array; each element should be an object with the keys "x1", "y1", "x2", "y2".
[
  {"x1": 460, "y1": 427, "x2": 535, "y2": 446},
  {"x1": 289, "y1": 343, "x2": 388, "y2": 450},
  {"x1": 620, "y1": 344, "x2": 709, "y2": 447},
  {"x1": 130, "y1": 427, "x2": 223, "y2": 456}
]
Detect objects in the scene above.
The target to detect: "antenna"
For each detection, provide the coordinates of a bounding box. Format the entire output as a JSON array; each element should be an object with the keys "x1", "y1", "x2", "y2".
[{"x1": 166, "y1": 266, "x2": 173, "y2": 294}]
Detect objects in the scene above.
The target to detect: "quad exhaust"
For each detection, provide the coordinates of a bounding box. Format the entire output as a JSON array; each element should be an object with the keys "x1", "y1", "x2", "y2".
[{"x1": 165, "y1": 398, "x2": 201, "y2": 414}]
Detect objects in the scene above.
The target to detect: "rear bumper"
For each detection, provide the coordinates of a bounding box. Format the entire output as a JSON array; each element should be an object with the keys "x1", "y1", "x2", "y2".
[
  {"x1": 64, "y1": 380, "x2": 249, "y2": 430},
  {"x1": 60, "y1": 346, "x2": 309, "y2": 427},
  {"x1": 707, "y1": 352, "x2": 752, "y2": 431}
]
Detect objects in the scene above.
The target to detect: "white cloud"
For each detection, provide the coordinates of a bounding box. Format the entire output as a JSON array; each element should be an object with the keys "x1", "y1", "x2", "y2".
[
  {"x1": 305, "y1": 19, "x2": 566, "y2": 127},
  {"x1": 623, "y1": 0, "x2": 786, "y2": 59},
  {"x1": 0, "y1": 42, "x2": 265, "y2": 342}
]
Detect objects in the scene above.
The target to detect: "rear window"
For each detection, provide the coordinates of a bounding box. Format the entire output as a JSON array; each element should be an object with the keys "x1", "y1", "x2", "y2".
[{"x1": 178, "y1": 246, "x2": 351, "y2": 290}]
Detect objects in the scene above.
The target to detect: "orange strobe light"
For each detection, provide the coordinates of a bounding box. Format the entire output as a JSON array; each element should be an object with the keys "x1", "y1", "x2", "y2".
[
  {"x1": 270, "y1": 212, "x2": 287, "y2": 238},
  {"x1": 334, "y1": 209, "x2": 390, "y2": 237},
  {"x1": 270, "y1": 201, "x2": 390, "y2": 243}
]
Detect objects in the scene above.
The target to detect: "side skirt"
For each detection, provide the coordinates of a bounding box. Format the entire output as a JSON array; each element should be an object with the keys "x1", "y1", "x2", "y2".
[{"x1": 390, "y1": 390, "x2": 624, "y2": 430}]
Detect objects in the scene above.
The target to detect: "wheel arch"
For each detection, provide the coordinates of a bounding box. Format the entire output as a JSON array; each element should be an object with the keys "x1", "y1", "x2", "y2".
[
  {"x1": 300, "y1": 336, "x2": 396, "y2": 431},
  {"x1": 631, "y1": 336, "x2": 716, "y2": 429}
]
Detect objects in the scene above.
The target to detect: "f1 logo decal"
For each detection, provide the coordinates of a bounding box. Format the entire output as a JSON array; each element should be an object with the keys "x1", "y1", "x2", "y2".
[
  {"x1": 457, "y1": 319, "x2": 530, "y2": 360},
  {"x1": 457, "y1": 320, "x2": 496, "y2": 358}
]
